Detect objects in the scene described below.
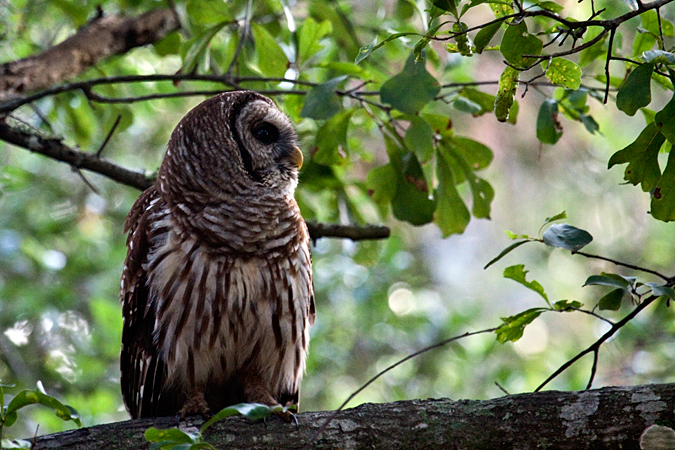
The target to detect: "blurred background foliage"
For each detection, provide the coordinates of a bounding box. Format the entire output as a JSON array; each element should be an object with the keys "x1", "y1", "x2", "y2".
[{"x1": 1, "y1": 0, "x2": 675, "y2": 439}]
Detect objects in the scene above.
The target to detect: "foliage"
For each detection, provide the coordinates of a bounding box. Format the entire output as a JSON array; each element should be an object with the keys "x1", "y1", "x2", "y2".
[
  {"x1": 0, "y1": 0, "x2": 675, "y2": 441},
  {"x1": 0, "y1": 382, "x2": 80, "y2": 448},
  {"x1": 144, "y1": 403, "x2": 294, "y2": 449}
]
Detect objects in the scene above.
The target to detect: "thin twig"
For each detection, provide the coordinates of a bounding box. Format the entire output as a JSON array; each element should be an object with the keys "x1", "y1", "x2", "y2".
[
  {"x1": 586, "y1": 348, "x2": 599, "y2": 389},
  {"x1": 302, "y1": 327, "x2": 498, "y2": 449},
  {"x1": 604, "y1": 28, "x2": 616, "y2": 104},
  {"x1": 96, "y1": 115, "x2": 121, "y2": 157},
  {"x1": 574, "y1": 251, "x2": 671, "y2": 282},
  {"x1": 225, "y1": 0, "x2": 253, "y2": 78},
  {"x1": 566, "y1": 306, "x2": 614, "y2": 326}
]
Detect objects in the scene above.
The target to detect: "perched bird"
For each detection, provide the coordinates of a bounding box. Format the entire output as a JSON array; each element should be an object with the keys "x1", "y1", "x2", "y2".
[{"x1": 120, "y1": 90, "x2": 315, "y2": 419}]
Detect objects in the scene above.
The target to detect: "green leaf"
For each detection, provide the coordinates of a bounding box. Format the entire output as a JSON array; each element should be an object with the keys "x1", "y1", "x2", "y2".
[
  {"x1": 542, "y1": 223, "x2": 593, "y2": 251},
  {"x1": 391, "y1": 155, "x2": 436, "y2": 225},
  {"x1": 598, "y1": 288, "x2": 625, "y2": 311},
  {"x1": 4, "y1": 411, "x2": 18, "y2": 427},
  {"x1": 616, "y1": 62, "x2": 655, "y2": 116},
  {"x1": 579, "y1": 28, "x2": 607, "y2": 67},
  {"x1": 144, "y1": 428, "x2": 196, "y2": 444},
  {"x1": 435, "y1": 155, "x2": 470, "y2": 236},
  {"x1": 544, "y1": 58, "x2": 581, "y2": 90},
  {"x1": 646, "y1": 282, "x2": 675, "y2": 300},
  {"x1": 458, "y1": 88, "x2": 495, "y2": 115},
  {"x1": 300, "y1": 76, "x2": 347, "y2": 120},
  {"x1": 313, "y1": 108, "x2": 356, "y2": 165},
  {"x1": 380, "y1": 54, "x2": 441, "y2": 115},
  {"x1": 654, "y1": 96, "x2": 675, "y2": 145},
  {"x1": 496, "y1": 308, "x2": 545, "y2": 343},
  {"x1": 186, "y1": 0, "x2": 232, "y2": 25},
  {"x1": 474, "y1": 20, "x2": 502, "y2": 54},
  {"x1": 453, "y1": 137, "x2": 494, "y2": 170},
  {"x1": 6, "y1": 383, "x2": 81, "y2": 427},
  {"x1": 536, "y1": 99, "x2": 563, "y2": 144},
  {"x1": 154, "y1": 32, "x2": 181, "y2": 57},
  {"x1": 453, "y1": 97, "x2": 482, "y2": 114},
  {"x1": 503, "y1": 264, "x2": 549, "y2": 305},
  {"x1": 495, "y1": 66, "x2": 518, "y2": 122},
  {"x1": 432, "y1": 0, "x2": 458, "y2": 16},
  {"x1": 651, "y1": 143, "x2": 675, "y2": 221},
  {"x1": 484, "y1": 239, "x2": 533, "y2": 269},
  {"x1": 405, "y1": 116, "x2": 435, "y2": 163},
  {"x1": 201, "y1": 403, "x2": 272, "y2": 432},
  {"x1": 367, "y1": 163, "x2": 398, "y2": 209},
  {"x1": 583, "y1": 274, "x2": 630, "y2": 289},
  {"x1": 355, "y1": 33, "x2": 416, "y2": 64},
  {"x1": 439, "y1": 142, "x2": 494, "y2": 218},
  {"x1": 500, "y1": 22, "x2": 542, "y2": 68},
  {"x1": 298, "y1": 18, "x2": 333, "y2": 64},
  {"x1": 181, "y1": 21, "x2": 228, "y2": 73},
  {"x1": 553, "y1": 300, "x2": 583, "y2": 311},
  {"x1": 542, "y1": 211, "x2": 567, "y2": 226},
  {"x1": 536, "y1": 1, "x2": 564, "y2": 12},
  {"x1": 251, "y1": 23, "x2": 288, "y2": 78},
  {"x1": 608, "y1": 122, "x2": 664, "y2": 192}
]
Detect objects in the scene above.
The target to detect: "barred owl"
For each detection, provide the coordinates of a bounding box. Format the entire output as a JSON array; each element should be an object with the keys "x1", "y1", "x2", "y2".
[{"x1": 120, "y1": 91, "x2": 315, "y2": 419}]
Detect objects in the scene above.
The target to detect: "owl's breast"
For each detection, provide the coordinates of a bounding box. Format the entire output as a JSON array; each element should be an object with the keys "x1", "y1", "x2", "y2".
[{"x1": 144, "y1": 218, "x2": 313, "y2": 397}]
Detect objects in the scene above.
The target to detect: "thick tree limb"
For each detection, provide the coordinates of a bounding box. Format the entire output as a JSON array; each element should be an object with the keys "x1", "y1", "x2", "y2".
[
  {"x1": 0, "y1": 122, "x2": 390, "y2": 241},
  {"x1": 34, "y1": 383, "x2": 675, "y2": 449},
  {"x1": 0, "y1": 8, "x2": 179, "y2": 99}
]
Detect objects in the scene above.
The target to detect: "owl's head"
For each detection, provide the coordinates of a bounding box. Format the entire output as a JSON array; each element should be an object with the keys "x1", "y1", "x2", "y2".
[{"x1": 159, "y1": 90, "x2": 302, "y2": 201}]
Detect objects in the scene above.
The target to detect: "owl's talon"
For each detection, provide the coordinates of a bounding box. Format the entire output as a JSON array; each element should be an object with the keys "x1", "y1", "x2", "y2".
[{"x1": 272, "y1": 408, "x2": 298, "y2": 429}]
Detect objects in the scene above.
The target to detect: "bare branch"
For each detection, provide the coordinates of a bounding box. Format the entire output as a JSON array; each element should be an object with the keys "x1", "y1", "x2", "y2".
[
  {"x1": 574, "y1": 251, "x2": 672, "y2": 282},
  {"x1": 535, "y1": 294, "x2": 660, "y2": 392},
  {"x1": 0, "y1": 121, "x2": 154, "y2": 190},
  {"x1": 0, "y1": 8, "x2": 180, "y2": 98}
]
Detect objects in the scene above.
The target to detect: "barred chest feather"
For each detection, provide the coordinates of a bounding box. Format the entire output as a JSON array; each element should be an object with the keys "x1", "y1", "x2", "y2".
[{"x1": 143, "y1": 209, "x2": 313, "y2": 401}]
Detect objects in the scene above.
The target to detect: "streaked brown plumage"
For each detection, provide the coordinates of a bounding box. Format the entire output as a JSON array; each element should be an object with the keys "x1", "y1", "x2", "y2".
[{"x1": 120, "y1": 90, "x2": 315, "y2": 418}]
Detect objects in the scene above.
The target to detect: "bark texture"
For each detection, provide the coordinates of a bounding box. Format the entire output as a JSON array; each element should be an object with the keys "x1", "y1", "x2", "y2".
[
  {"x1": 33, "y1": 383, "x2": 675, "y2": 450},
  {"x1": 0, "y1": 8, "x2": 179, "y2": 99}
]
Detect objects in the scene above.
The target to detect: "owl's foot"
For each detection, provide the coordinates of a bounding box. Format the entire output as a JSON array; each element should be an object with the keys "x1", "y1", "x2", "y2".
[
  {"x1": 271, "y1": 405, "x2": 299, "y2": 430},
  {"x1": 179, "y1": 391, "x2": 212, "y2": 419}
]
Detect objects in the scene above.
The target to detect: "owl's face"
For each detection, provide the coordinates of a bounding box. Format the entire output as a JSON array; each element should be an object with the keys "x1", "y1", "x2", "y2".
[{"x1": 161, "y1": 91, "x2": 302, "y2": 200}]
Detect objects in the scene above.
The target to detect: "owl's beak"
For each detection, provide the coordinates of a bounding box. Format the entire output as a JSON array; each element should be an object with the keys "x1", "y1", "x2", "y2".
[{"x1": 289, "y1": 146, "x2": 304, "y2": 169}]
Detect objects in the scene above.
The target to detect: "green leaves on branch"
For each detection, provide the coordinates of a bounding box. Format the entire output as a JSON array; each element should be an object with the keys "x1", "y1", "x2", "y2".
[
  {"x1": 364, "y1": 116, "x2": 494, "y2": 236},
  {"x1": 145, "y1": 403, "x2": 296, "y2": 449},
  {"x1": 504, "y1": 264, "x2": 550, "y2": 306},
  {"x1": 1, "y1": 382, "x2": 81, "y2": 449},
  {"x1": 380, "y1": 54, "x2": 441, "y2": 115},
  {"x1": 496, "y1": 264, "x2": 582, "y2": 343},
  {"x1": 617, "y1": 62, "x2": 656, "y2": 116},
  {"x1": 536, "y1": 99, "x2": 563, "y2": 144},
  {"x1": 501, "y1": 22, "x2": 542, "y2": 68},
  {"x1": 300, "y1": 76, "x2": 347, "y2": 120},
  {"x1": 583, "y1": 273, "x2": 636, "y2": 311},
  {"x1": 610, "y1": 91, "x2": 675, "y2": 221}
]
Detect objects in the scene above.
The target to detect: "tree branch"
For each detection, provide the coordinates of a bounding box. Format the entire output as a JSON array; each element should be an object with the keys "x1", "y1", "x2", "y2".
[
  {"x1": 0, "y1": 121, "x2": 154, "y2": 190},
  {"x1": 0, "y1": 122, "x2": 390, "y2": 241},
  {"x1": 0, "y1": 8, "x2": 180, "y2": 99},
  {"x1": 535, "y1": 294, "x2": 660, "y2": 392},
  {"x1": 33, "y1": 383, "x2": 675, "y2": 449}
]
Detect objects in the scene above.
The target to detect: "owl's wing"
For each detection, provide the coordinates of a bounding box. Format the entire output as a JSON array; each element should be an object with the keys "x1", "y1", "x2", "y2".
[{"x1": 120, "y1": 187, "x2": 174, "y2": 418}]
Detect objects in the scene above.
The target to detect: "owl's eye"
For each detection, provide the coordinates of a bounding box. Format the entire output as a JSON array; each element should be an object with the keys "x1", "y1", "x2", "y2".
[{"x1": 252, "y1": 122, "x2": 279, "y2": 145}]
